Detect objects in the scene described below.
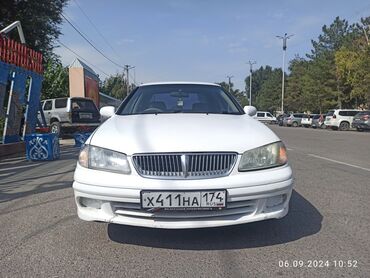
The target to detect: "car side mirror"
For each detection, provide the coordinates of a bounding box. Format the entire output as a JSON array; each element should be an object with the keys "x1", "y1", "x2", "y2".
[
  {"x1": 243, "y1": 106, "x2": 257, "y2": 116},
  {"x1": 100, "y1": 106, "x2": 115, "y2": 119}
]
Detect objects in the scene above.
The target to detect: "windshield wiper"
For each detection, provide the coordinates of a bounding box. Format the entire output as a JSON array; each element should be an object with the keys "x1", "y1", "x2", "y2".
[{"x1": 220, "y1": 111, "x2": 241, "y2": 115}]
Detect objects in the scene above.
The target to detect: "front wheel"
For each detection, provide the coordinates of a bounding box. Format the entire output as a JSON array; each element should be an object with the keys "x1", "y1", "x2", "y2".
[
  {"x1": 292, "y1": 121, "x2": 298, "y2": 127},
  {"x1": 339, "y1": 122, "x2": 350, "y2": 131},
  {"x1": 356, "y1": 127, "x2": 363, "y2": 132}
]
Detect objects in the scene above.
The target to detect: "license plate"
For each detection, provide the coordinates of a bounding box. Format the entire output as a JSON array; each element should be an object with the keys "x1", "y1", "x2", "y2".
[
  {"x1": 79, "y1": 113, "x2": 92, "y2": 119},
  {"x1": 141, "y1": 190, "x2": 227, "y2": 210}
]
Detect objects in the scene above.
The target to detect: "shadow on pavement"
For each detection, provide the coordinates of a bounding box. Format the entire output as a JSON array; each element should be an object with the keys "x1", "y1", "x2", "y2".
[
  {"x1": 108, "y1": 190, "x2": 322, "y2": 250},
  {"x1": 0, "y1": 145, "x2": 78, "y2": 203}
]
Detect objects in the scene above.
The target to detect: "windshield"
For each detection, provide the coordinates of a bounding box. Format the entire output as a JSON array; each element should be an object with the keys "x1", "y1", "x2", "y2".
[{"x1": 117, "y1": 84, "x2": 243, "y2": 115}]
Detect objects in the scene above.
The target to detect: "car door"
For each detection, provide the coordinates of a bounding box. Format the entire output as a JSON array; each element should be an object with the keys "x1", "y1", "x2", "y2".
[
  {"x1": 266, "y1": 112, "x2": 274, "y2": 122},
  {"x1": 256, "y1": 112, "x2": 265, "y2": 121},
  {"x1": 54, "y1": 98, "x2": 68, "y2": 123},
  {"x1": 43, "y1": 100, "x2": 53, "y2": 124}
]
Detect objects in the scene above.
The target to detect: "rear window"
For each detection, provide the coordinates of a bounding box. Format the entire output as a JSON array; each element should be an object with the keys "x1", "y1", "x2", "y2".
[
  {"x1": 339, "y1": 110, "x2": 360, "y2": 116},
  {"x1": 348, "y1": 111, "x2": 360, "y2": 116},
  {"x1": 326, "y1": 111, "x2": 334, "y2": 116},
  {"x1": 55, "y1": 98, "x2": 67, "y2": 108},
  {"x1": 257, "y1": 112, "x2": 265, "y2": 117},
  {"x1": 71, "y1": 99, "x2": 97, "y2": 111},
  {"x1": 293, "y1": 114, "x2": 304, "y2": 118}
]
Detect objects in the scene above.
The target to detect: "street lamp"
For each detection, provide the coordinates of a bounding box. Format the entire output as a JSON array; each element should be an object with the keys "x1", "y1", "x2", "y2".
[
  {"x1": 276, "y1": 33, "x2": 293, "y2": 114},
  {"x1": 247, "y1": 60, "x2": 256, "y2": 106}
]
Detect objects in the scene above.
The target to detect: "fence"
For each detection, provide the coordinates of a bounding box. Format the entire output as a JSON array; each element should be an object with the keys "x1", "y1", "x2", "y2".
[{"x1": 0, "y1": 34, "x2": 44, "y2": 144}]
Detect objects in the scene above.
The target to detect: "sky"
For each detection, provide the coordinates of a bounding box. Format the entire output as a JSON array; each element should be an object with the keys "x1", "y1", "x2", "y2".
[{"x1": 55, "y1": 0, "x2": 370, "y2": 91}]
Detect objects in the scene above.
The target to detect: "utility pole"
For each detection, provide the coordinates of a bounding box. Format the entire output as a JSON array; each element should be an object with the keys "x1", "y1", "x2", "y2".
[
  {"x1": 276, "y1": 33, "x2": 293, "y2": 114},
  {"x1": 226, "y1": 75, "x2": 234, "y2": 93},
  {"x1": 362, "y1": 24, "x2": 369, "y2": 46},
  {"x1": 247, "y1": 60, "x2": 256, "y2": 106},
  {"x1": 124, "y1": 65, "x2": 135, "y2": 94}
]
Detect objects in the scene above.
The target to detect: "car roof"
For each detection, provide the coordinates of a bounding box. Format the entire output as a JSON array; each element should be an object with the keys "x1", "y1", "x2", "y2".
[
  {"x1": 331, "y1": 109, "x2": 362, "y2": 111},
  {"x1": 139, "y1": 81, "x2": 221, "y2": 87}
]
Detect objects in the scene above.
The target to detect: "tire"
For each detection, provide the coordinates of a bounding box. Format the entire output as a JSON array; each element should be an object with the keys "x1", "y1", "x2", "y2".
[
  {"x1": 292, "y1": 121, "x2": 298, "y2": 127},
  {"x1": 339, "y1": 121, "x2": 350, "y2": 131},
  {"x1": 356, "y1": 127, "x2": 363, "y2": 132},
  {"x1": 50, "y1": 121, "x2": 61, "y2": 136},
  {"x1": 321, "y1": 124, "x2": 326, "y2": 129}
]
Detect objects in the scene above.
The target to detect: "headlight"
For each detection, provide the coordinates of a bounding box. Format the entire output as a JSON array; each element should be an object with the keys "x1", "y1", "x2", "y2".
[
  {"x1": 238, "y1": 142, "x2": 287, "y2": 171},
  {"x1": 78, "y1": 145, "x2": 131, "y2": 174}
]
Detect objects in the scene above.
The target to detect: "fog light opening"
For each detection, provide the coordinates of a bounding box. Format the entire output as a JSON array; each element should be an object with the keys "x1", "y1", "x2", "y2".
[
  {"x1": 265, "y1": 194, "x2": 286, "y2": 208},
  {"x1": 79, "y1": 197, "x2": 102, "y2": 209}
]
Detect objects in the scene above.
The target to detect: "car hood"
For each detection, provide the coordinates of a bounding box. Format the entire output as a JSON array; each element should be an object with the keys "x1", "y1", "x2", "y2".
[{"x1": 89, "y1": 114, "x2": 280, "y2": 155}]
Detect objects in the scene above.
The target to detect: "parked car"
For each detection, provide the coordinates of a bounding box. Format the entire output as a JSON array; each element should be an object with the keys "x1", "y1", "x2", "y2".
[
  {"x1": 39, "y1": 97, "x2": 101, "y2": 136},
  {"x1": 73, "y1": 82, "x2": 293, "y2": 229},
  {"x1": 301, "y1": 114, "x2": 318, "y2": 128},
  {"x1": 324, "y1": 109, "x2": 362, "y2": 131},
  {"x1": 311, "y1": 114, "x2": 326, "y2": 129},
  {"x1": 277, "y1": 114, "x2": 287, "y2": 126},
  {"x1": 254, "y1": 111, "x2": 277, "y2": 124},
  {"x1": 283, "y1": 113, "x2": 306, "y2": 127},
  {"x1": 351, "y1": 111, "x2": 370, "y2": 131}
]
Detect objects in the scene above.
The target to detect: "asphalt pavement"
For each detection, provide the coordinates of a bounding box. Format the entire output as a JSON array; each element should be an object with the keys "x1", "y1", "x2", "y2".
[{"x1": 0, "y1": 127, "x2": 369, "y2": 277}]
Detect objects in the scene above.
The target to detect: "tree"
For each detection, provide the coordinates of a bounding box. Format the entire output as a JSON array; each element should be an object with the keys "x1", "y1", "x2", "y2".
[
  {"x1": 218, "y1": 81, "x2": 248, "y2": 107},
  {"x1": 0, "y1": 0, "x2": 69, "y2": 59},
  {"x1": 41, "y1": 57, "x2": 69, "y2": 99},
  {"x1": 100, "y1": 73, "x2": 133, "y2": 100},
  {"x1": 307, "y1": 17, "x2": 359, "y2": 109},
  {"x1": 245, "y1": 66, "x2": 274, "y2": 106},
  {"x1": 254, "y1": 69, "x2": 282, "y2": 112},
  {"x1": 285, "y1": 56, "x2": 337, "y2": 113},
  {"x1": 335, "y1": 26, "x2": 370, "y2": 107}
]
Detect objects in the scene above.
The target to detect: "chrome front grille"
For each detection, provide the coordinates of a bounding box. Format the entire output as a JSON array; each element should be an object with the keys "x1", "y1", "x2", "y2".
[{"x1": 132, "y1": 153, "x2": 237, "y2": 179}]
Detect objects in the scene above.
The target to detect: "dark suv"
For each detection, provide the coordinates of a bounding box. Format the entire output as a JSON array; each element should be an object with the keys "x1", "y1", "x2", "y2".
[{"x1": 352, "y1": 111, "x2": 370, "y2": 131}]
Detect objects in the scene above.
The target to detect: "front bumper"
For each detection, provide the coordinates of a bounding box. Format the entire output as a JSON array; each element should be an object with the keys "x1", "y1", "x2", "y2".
[{"x1": 73, "y1": 162, "x2": 293, "y2": 229}]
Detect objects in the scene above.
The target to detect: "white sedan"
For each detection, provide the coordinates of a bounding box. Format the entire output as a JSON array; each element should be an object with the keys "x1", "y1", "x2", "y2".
[{"x1": 73, "y1": 82, "x2": 293, "y2": 229}]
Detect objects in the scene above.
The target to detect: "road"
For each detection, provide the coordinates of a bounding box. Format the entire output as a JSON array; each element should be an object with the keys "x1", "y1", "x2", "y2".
[{"x1": 0, "y1": 127, "x2": 369, "y2": 277}]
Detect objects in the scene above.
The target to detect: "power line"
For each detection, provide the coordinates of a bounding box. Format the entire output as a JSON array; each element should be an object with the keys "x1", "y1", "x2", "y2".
[
  {"x1": 72, "y1": 0, "x2": 123, "y2": 60},
  {"x1": 61, "y1": 13, "x2": 125, "y2": 69},
  {"x1": 57, "y1": 40, "x2": 110, "y2": 77}
]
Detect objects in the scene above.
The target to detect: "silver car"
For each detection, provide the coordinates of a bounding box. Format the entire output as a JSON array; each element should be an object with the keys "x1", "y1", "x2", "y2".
[
  {"x1": 39, "y1": 97, "x2": 101, "y2": 136},
  {"x1": 283, "y1": 113, "x2": 306, "y2": 127}
]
